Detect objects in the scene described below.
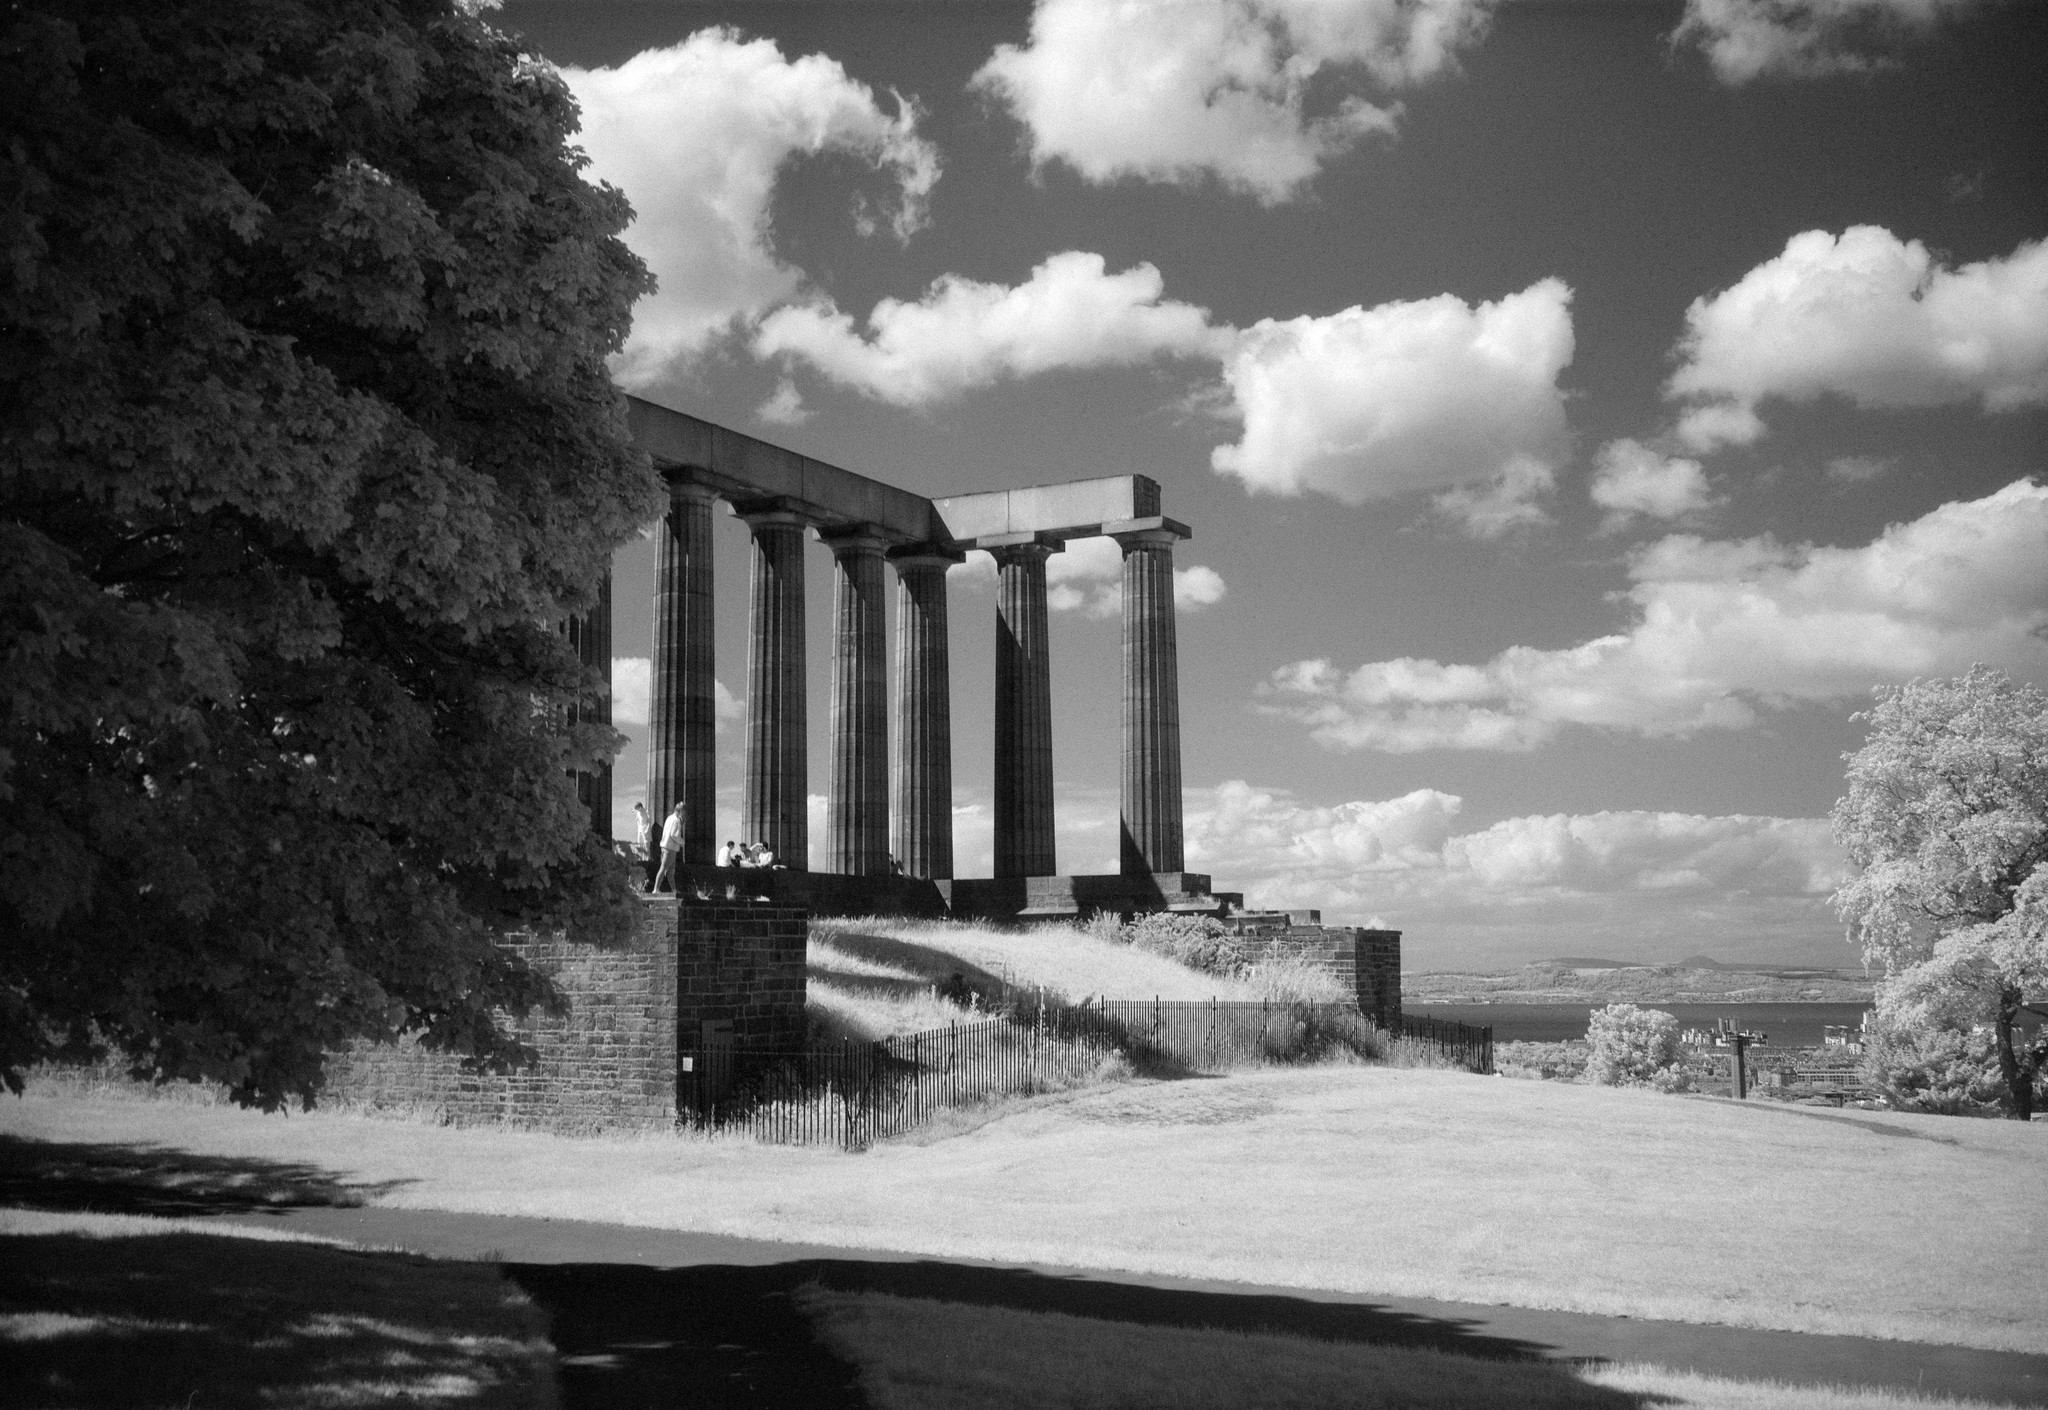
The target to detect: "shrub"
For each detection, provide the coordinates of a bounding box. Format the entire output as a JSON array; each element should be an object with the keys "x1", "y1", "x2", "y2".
[
  {"x1": 1862, "y1": 1015, "x2": 2010, "y2": 1116},
  {"x1": 1583, "y1": 1003, "x2": 1692, "y2": 1091},
  {"x1": 1496, "y1": 1040, "x2": 1589, "y2": 1082},
  {"x1": 1122, "y1": 914, "x2": 1253, "y2": 979}
]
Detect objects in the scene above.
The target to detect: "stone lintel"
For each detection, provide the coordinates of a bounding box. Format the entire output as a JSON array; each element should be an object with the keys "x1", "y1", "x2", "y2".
[
  {"x1": 933, "y1": 474, "x2": 1161, "y2": 544},
  {"x1": 630, "y1": 394, "x2": 939, "y2": 543},
  {"x1": 976, "y1": 529, "x2": 1067, "y2": 552}
]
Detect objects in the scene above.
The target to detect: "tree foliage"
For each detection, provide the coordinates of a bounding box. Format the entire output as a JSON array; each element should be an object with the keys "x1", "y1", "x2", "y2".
[
  {"x1": 1582, "y1": 1002, "x2": 1692, "y2": 1092},
  {"x1": 1831, "y1": 667, "x2": 2048, "y2": 1118},
  {"x1": 1, "y1": 0, "x2": 660, "y2": 1108}
]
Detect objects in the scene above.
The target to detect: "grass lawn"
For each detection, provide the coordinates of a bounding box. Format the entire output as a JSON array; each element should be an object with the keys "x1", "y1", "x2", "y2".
[
  {"x1": 7, "y1": 1065, "x2": 2042, "y2": 1357},
  {"x1": 800, "y1": 1289, "x2": 2026, "y2": 1410},
  {"x1": 0, "y1": 1208, "x2": 555, "y2": 1409}
]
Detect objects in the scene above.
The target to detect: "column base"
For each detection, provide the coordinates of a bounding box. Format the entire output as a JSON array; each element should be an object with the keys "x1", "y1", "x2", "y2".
[{"x1": 940, "y1": 874, "x2": 1240, "y2": 922}]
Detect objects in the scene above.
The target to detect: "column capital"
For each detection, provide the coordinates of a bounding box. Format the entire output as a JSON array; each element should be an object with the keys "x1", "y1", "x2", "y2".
[
  {"x1": 985, "y1": 533, "x2": 1062, "y2": 564},
  {"x1": 821, "y1": 526, "x2": 893, "y2": 559},
  {"x1": 889, "y1": 543, "x2": 966, "y2": 571},
  {"x1": 667, "y1": 477, "x2": 719, "y2": 508},
  {"x1": 734, "y1": 500, "x2": 810, "y2": 532},
  {"x1": 1106, "y1": 515, "x2": 1190, "y2": 549}
]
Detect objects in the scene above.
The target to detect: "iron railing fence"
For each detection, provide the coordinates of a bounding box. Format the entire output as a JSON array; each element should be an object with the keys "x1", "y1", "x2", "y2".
[{"x1": 1397, "y1": 1014, "x2": 1495, "y2": 1075}]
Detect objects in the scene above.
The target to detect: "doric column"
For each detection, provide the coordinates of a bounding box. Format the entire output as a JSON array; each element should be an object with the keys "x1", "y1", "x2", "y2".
[
  {"x1": 826, "y1": 530, "x2": 890, "y2": 875},
  {"x1": 741, "y1": 507, "x2": 808, "y2": 869},
  {"x1": 891, "y1": 549, "x2": 958, "y2": 880},
  {"x1": 992, "y1": 538, "x2": 1058, "y2": 878},
  {"x1": 1114, "y1": 524, "x2": 1186, "y2": 875},
  {"x1": 647, "y1": 480, "x2": 717, "y2": 864}
]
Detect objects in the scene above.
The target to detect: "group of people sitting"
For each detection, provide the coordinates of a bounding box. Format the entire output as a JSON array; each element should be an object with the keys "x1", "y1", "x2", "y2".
[{"x1": 631, "y1": 799, "x2": 785, "y2": 894}]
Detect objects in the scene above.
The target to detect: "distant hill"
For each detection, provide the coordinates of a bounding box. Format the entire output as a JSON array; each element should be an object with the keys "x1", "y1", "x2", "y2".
[
  {"x1": 1544, "y1": 956, "x2": 1647, "y2": 970},
  {"x1": 1675, "y1": 955, "x2": 1731, "y2": 970}
]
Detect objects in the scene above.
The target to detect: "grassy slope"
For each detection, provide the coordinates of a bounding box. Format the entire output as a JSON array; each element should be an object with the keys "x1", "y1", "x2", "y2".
[
  {"x1": 8, "y1": 1068, "x2": 2041, "y2": 1354},
  {"x1": 812, "y1": 917, "x2": 1276, "y2": 1003}
]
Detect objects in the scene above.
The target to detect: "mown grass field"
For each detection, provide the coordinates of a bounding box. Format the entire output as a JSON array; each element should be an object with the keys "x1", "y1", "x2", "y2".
[{"x1": 8, "y1": 1062, "x2": 2041, "y2": 1357}]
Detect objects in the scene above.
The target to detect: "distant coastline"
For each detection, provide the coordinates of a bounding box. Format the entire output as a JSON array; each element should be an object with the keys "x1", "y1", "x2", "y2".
[{"x1": 1404, "y1": 960, "x2": 1874, "y2": 1005}]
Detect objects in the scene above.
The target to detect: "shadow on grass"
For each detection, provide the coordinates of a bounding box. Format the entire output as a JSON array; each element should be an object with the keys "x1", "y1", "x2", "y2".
[
  {"x1": 0, "y1": 1134, "x2": 410, "y2": 1216},
  {"x1": 811, "y1": 931, "x2": 1010, "y2": 1003},
  {"x1": 3, "y1": 1231, "x2": 552, "y2": 1409},
  {"x1": 509, "y1": 1259, "x2": 1669, "y2": 1410}
]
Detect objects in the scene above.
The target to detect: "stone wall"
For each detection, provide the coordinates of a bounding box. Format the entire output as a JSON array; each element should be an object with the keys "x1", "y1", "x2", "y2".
[
  {"x1": 324, "y1": 897, "x2": 813, "y2": 1132},
  {"x1": 324, "y1": 898, "x2": 681, "y2": 1130},
  {"x1": 1225, "y1": 916, "x2": 1402, "y2": 1029}
]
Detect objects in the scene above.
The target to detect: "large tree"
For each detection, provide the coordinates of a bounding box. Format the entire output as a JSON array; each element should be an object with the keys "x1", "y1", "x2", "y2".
[
  {"x1": 1, "y1": 0, "x2": 660, "y2": 1108},
  {"x1": 1832, "y1": 667, "x2": 2048, "y2": 1118}
]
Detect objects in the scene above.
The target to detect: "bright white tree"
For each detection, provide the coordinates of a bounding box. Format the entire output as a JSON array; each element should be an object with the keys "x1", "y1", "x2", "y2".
[{"x1": 1831, "y1": 667, "x2": 2048, "y2": 1119}]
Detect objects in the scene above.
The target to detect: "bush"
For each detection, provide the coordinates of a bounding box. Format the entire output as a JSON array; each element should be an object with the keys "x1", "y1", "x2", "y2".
[
  {"x1": 1862, "y1": 1015, "x2": 2011, "y2": 1116},
  {"x1": 1121, "y1": 914, "x2": 1253, "y2": 979},
  {"x1": 1496, "y1": 1040, "x2": 1589, "y2": 1082},
  {"x1": 1583, "y1": 1003, "x2": 1692, "y2": 1091}
]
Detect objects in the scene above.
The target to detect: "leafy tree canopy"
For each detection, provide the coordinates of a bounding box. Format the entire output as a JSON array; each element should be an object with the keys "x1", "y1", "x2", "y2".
[
  {"x1": 1, "y1": 0, "x2": 660, "y2": 1108},
  {"x1": 1832, "y1": 667, "x2": 2048, "y2": 1117}
]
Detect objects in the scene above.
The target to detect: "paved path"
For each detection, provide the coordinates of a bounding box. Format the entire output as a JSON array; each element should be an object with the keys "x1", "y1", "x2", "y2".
[{"x1": 231, "y1": 1205, "x2": 2048, "y2": 1407}]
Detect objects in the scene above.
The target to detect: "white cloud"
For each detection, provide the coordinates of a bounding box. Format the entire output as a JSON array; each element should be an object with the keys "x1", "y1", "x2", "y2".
[
  {"x1": 754, "y1": 379, "x2": 811, "y2": 426},
  {"x1": 1259, "y1": 478, "x2": 2048, "y2": 751},
  {"x1": 611, "y1": 656, "x2": 652, "y2": 726},
  {"x1": 1211, "y1": 280, "x2": 1575, "y2": 516},
  {"x1": 1175, "y1": 565, "x2": 1227, "y2": 611},
  {"x1": 972, "y1": 0, "x2": 1495, "y2": 203},
  {"x1": 1589, "y1": 439, "x2": 1720, "y2": 531},
  {"x1": 1669, "y1": 227, "x2": 2048, "y2": 451},
  {"x1": 754, "y1": 253, "x2": 1229, "y2": 405},
  {"x1": 1674, "y1": 0, "x2": 1981, "y2": 84},
  {"x1": 1430, "y1": 456, "x2": 1555, "y2": 540},
  {"x1": 1824, "y1": 454, "x2": 1892, "y2": 484},
  {"x1": 565, "y1": 29, "x2": 939, "y2": 383},
  {"x1": 608, "y1": 660, "x2": 742, "y2": 732},
  {"x1": 1181, "y1": 779, "x2": 1848, "y2": 966}
]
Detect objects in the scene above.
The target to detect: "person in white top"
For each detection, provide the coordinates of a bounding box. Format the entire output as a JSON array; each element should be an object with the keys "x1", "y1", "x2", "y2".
[
  {"x1": 715, "y1": 839, "x2": 737, "y2": 867},
  {"x1": 652, "y1": 801, "x2": 684, "y2": 893}
]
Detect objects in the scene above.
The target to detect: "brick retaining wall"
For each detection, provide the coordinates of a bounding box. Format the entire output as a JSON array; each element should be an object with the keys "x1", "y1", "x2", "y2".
[
  {"x1": 324, "y1": 897, "x2": 811, "y2": 1132},
  {"x1": 1224, "y1": 918, "x2": 1402, "y2": 1029}
]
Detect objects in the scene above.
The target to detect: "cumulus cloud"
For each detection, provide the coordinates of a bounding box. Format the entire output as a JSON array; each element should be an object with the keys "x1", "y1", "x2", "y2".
[
  {"x1": 1589, "y1": 439, "x2": 1720, "y2": 531},
  {"x1": 1181, "y1": 780, "x2": 1847, "y2": 965},
  {"x1": 965, "y1": 537, "x2": 1227, "y2": 618},
  {"x1": 1259, "y1": 478, "x2": 2048, "y2": 751},
  {"x1": 1211, "y1": 280, "x2": 1576, "y2": 520},
  {"x1": 972, "y1": 0, "x2": 1495, "y2": 203},
  {"x1": 565, "y1": 30, "x2": 939, "y2": 382},
  {"x1": 611, "y1": 657, "x2": 653, "y2": 726},
  {"x1": 754, "y1": 253, "x2": 1229, "y2": 405},
  {"x1": 609, "y1": 660, "x2": 743, "y2": 731},
  {"x1": 754, "y1": 379, "x2": 811, "y2": 426},
  {"x1": 1674, "y1": 0, "x2": 1981, "y2": 84},
  {"x1": 1669, "y1": 227, "x2": 2048, "y2": 451}
]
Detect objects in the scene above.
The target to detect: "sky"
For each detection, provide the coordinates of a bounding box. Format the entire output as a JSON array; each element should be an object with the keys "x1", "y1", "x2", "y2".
[{"x1": 491, "y1": 0, "x2": 2047, "y2": 970}]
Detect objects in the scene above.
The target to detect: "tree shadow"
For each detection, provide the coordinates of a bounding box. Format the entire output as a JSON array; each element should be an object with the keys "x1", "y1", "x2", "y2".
[
  {"x1": 0, "y1": 1134, "x2": 411, "y2": 1216},
  {"x1": 811, "y1": 930, "x2": 1009, "y2": 1003},
  {"x1": 4, "y1": 1230, "x2": 551, "y2": 1409},
  {"x1": 509, "y1": 1258, "x2": 1670, "y2": 1410}
]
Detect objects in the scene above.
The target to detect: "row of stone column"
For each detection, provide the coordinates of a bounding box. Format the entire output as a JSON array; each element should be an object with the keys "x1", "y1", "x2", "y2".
[{"x1": 641, "y1": 477, "x2": 1184, "y2": 880}]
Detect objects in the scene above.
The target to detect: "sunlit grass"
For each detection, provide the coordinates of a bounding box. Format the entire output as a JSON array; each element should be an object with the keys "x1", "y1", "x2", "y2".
[{"x1": 11, "y1": 1066, "x2": 2042, "y2": 1352}]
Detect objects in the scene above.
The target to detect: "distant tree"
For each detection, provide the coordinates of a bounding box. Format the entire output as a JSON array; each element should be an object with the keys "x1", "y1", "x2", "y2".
[
  {"x1": 1, "y1": 0, "x2": 660, "y2": 1108},
  {"x1": 1831, "y1": 668, "x2": 2048, "y2": 1119},
  {"x1": 1582, "y1": 1003, "x2": 1691, "y2": 1092}
]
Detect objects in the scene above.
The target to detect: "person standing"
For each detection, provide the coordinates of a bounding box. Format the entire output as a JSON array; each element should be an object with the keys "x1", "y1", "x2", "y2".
[
  {"x1": 632, "y1": 802, "x2": 657, "y2": 891},
  {"x1": 652, "y1": 800, "x2": 685, "y2": 894}
]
